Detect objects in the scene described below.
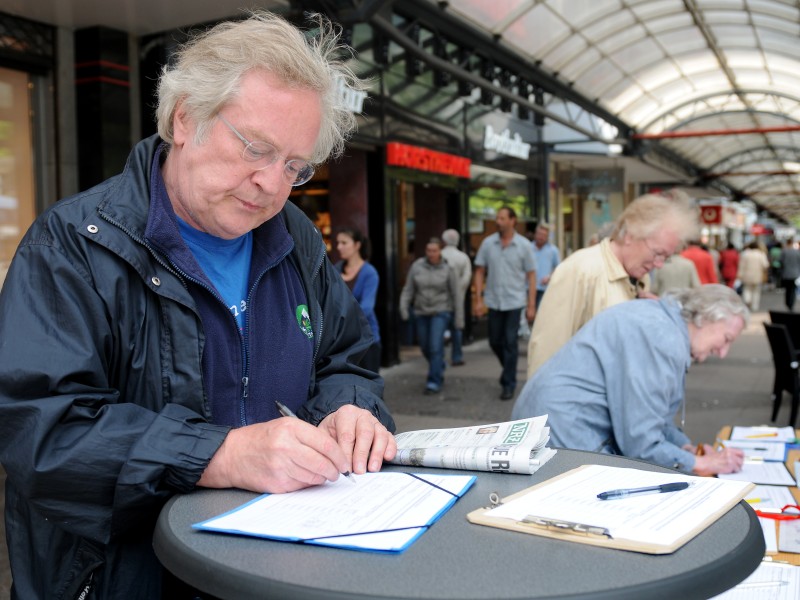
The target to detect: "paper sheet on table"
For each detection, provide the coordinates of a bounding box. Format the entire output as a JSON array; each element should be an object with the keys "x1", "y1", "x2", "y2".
[
  {"x1": 708, "y1": 561, "x2": 800, "y2": 599},
  {"x1": 722, "y1": 440, "x2": 787, "y2": 462},
  {"x1": 779, "y1": 519, "x2": 800, "y2": 554},
  {"x1": 718, "y1": 462, "x2": 796, "y2": 486},
  {"x1": 477, "y1": 465, "x2": 751, "y2": 552},
  {"x1": 730, "y1": 426, "x2": 795, "y2": 443},
  {"x1": 760, "y1": 517, "x2": 778, "y2": 553},
  {"x1": 194, "y1": 472, "x2": 475, "y2": 553},
  {"x1": 746, "y1": 485, "x2": 796, "y2": 511}
]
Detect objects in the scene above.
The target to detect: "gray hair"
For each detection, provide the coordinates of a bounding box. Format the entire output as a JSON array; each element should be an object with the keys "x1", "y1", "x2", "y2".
[
  {"x1": 156, "y1": 10, "x2": 364, "y2": 163},
  {"x1": 665, "y1": 284, "x2": 750, "y2": 328},
  {"x1": 441, "y1": 229, "x2": 460, "y2": 246},
  {"x1": 611, "y1": 191, "x2": 699, "y2": 243}
]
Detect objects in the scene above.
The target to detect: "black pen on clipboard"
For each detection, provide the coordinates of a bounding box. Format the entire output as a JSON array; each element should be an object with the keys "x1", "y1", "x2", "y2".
[{"x1": 274, "y1": 401, "x2": 356, "y2": 483}]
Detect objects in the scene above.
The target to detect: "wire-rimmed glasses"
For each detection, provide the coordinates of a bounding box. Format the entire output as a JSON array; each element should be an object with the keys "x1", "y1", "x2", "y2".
[{"x1": 217, "y1": 114, "x2": 315, "y2": 187}]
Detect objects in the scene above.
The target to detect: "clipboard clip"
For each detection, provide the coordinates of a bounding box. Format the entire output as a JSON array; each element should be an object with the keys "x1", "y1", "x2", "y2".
[
  {"x1": 487, "y1": 492, "x2": 503, "y2": 509},
  {"x1": 521, "y1": 515, "x2": 612, "y2": 539}
]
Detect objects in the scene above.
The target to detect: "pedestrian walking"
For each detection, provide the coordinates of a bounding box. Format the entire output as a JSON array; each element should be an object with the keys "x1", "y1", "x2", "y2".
[
  {"x1": 531, "y1": 223, "x2": 560, "y2": 309},
  {"x1": 737, "y1": 241, "x2": 769, "y2": 311},
  {"x1": 400, "y1": 238, "x2": 463, "y2": 394},
  {"x1": 473, "y1": 207, "x2": 537, "y2": 400},
  {"x1": 781, "y1": 240, "x2": 800, "y2": 311},
  {"x1": 718, "y1": 243, "x2": 739, "y2": 288},
  {"x1": 441, "y1": 228, "x2": 472, "y2": 366},
  {"x1": 681, "y1": 240, "x2": 718, "y2": 284}
]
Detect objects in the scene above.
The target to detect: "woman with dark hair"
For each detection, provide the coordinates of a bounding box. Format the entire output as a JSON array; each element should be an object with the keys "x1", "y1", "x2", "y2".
[{"x1": 335, "y1": 228, "x2": 381, "y2": 372}]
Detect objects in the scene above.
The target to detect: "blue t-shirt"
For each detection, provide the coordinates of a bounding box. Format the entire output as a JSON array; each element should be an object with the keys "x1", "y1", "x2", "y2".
[{"x1": 176, "y1": 216, "x2": 253, "y2": 331}]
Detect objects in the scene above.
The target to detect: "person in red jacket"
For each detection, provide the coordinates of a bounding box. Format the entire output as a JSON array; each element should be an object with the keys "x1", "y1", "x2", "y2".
[
  {"x1": 682, "y1": 241, "x2": 719, "y2": 285},
  {"x1": 718, "y1": 243, "x2": 740, "y2": 288}
]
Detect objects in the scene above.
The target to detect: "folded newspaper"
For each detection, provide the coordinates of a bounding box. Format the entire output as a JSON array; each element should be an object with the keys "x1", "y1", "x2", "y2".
[{"x1": 389, "y1": 415, "x2": 556, "y2": 474}]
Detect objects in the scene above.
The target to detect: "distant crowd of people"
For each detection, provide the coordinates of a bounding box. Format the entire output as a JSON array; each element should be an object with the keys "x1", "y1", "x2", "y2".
[{"x1": 390, "y1": 192, "x2": 757, "y2": 480}]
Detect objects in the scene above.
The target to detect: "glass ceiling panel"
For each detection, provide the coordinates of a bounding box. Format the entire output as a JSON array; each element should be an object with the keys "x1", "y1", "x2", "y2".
[
  {"x1": 596, "y1": 24, "x2": 648, "y2": 55},
  {"x1": 542, "y1": 36, "x2": 589, "y2": 71},
  {"x1": 751, "y1": 13, "x2": 800, "y2": 35},
  {"x1": 445, "y1": 0, "x2": 531, "y2": 30},
  {"x1": 425, "y1": 0, "x2": 800, "y2": 219},
  {"x1": 725, "y1": 50, "x2": 767, "y2": 69},
  {"x1": 635, "y1": 63, "x2": 682, "y2": 93},
  {"x1": 644, "y1": 13, "x2": 694, "y2": 32},
  {"x1": 504, "y1": 5, "x2": 571, "y2": 56},
  {"x1": 652, "y1": 30, "x2": 707, "y2": 54},
  {"x1": 674, "y1": 51, "x2": 720, "y2": 76},
  {"x1": 544, "y1": 0, "x2": 622, "y2": 29},
  {"x1": 748, "y1": 0, "x2": 799, "y2": 20},
  {"x1": 708, "y1": 25, "x2": 758, "y2": 46},
  {"x1": 607, "y1": 36, "x2": 664, "y2": 74},
  {"x1": 581, "y1": 12, "x2": 636, "y2": 43},
  {"x1": 703, "y1": 10, "x2": 751, "y2": 25},
  {"x1": 576, "y1": 60, "x2": 626, "y2": 96},
  {"x1": 627, "y1": 0, "x2": 685, "y2": 20},
  {"x1": 558, "y1": 46, "x2": 602, "y2": 82}
]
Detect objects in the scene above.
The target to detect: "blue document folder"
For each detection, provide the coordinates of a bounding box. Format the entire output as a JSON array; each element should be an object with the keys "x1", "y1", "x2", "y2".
[{"x1": 194, "y1": 472, "x2": 476, "y2": 553}]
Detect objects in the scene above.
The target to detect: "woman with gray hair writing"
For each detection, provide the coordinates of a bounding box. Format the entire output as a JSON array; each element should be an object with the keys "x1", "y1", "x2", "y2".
[{"x1": 513, "y1": 284, "x2": 747, "y2": 476}]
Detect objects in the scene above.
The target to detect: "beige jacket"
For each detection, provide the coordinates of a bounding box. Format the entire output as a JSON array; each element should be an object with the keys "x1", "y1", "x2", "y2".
[
  {"x1": 737, "y1": 248, "x2": 768, "y2": 285},
  {"x1": 526, "y1": 238, "x2": 646, "y2": 377}
]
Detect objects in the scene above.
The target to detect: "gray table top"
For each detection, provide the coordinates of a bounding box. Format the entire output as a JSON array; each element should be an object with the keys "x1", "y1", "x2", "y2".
[{"x1": 154, "y1": 449, "x2": 764, "y2": 600}]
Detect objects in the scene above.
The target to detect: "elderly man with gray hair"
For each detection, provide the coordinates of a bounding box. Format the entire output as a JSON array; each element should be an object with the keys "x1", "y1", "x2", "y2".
[
  {"x1": 527, "y1": 191, "x2": 699, "y2": 376},
  {"x1": 0, "y1": 12, "x2": 396, "y2": 598},
  {"x1": 513, "y1": 284, "x2": 747, "y2": 476},
  {"x1": 441, "y1": 228, "x2": 472, "y2": 366}
]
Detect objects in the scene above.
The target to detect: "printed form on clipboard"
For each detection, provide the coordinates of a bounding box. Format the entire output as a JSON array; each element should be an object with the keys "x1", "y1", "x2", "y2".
[{"x1": 467, "y1": 464, "x2": 754, "y2": 554}]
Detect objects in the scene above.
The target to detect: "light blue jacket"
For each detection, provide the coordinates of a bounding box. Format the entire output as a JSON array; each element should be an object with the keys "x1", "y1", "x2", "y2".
[{"x1": 512, "y1": 297, "x2": 696, "y2": 472}]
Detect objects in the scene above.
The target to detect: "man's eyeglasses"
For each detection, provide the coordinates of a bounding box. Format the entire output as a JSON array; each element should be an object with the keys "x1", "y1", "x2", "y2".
[
  {"x1": 217, "y1": 114, "x2": 315, "y2": 187},
  {"x1": 643, "y1": 238, "x2": 671, "y2": 264}
]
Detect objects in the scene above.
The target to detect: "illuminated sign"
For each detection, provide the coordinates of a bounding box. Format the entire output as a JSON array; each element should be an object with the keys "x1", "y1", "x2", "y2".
[
  {"x1": 386, "y1": 142, "x2": 471, "y2": 178},
  {"x1": 336, "y1": 76, "x2": 367, "y2": 113},
  {"x1": 483, "y1": 125, "x2": 531, "y2": 160},
  {"x1": 700, "y1": 205, "x2": 722, "y2": 225}
]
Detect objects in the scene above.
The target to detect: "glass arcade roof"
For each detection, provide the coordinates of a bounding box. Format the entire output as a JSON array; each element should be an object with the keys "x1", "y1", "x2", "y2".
[{"x1": 431, "y1": 0, "x2": 800, "y2": 222}]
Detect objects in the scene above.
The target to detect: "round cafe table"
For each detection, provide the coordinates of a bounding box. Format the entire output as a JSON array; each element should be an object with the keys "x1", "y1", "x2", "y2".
[{"x1": 154, "y1": 449, "x2": 764, "y2": 600}]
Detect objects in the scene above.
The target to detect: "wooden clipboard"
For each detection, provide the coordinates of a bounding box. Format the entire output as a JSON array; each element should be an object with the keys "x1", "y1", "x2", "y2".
[{"x1": 467, "y1": 465, "x2": 754, "y2": 555}]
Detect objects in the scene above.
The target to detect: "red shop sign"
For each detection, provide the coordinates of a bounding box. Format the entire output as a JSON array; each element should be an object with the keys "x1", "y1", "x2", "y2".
[
  {"x1": 700, "y1": 205, "x2": 722, "y2": 225},
  {"x1": 386, "y1": 142, "x2": 471, "y2": 178}
]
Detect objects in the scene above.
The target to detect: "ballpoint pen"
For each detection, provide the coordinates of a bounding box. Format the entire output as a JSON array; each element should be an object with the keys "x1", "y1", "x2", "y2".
[
  {"x1": 597, "y1": 482, "x2": 690, "y2": 500},
  {"x1": 275, "y1": 401, "x2": 356, "y2": 483}
]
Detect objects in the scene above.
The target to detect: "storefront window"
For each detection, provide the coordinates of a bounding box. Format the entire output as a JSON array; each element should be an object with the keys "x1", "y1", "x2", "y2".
[
  {"x1": 0, "y1": 67, "x2": 35, "y2": 288},
  {"x1": 467, "y1": 165, "x2": 531, "y2": 253}
]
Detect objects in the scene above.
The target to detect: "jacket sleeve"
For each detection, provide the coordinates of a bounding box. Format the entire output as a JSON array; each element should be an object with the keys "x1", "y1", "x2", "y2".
[
  {"x1": 605, "y1": 321, "x2": 696, "y2": 472},
  {"x1": 399, "y1": 262, "x2": 417, "y2": 321},
  {"x1": 357, "y1": 264, "x2": 379, "y2": 316},
  {"x1": 0, "y1": 238, "x2": 229, "y2": 545},
  {"x1": 448, "y1": 265, "x2": 465, "y2": 329},
  {"x1": 296, "y1": 249, "x2": 395, "y2": 432}
]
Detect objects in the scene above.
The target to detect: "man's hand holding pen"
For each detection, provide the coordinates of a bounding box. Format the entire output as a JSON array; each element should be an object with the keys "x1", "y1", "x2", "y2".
[{"x1": 197, "y1": 404, "x2": 396, "y2": 494}]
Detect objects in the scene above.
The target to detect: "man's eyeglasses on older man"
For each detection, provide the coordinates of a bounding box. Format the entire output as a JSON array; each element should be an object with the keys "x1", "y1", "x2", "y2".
[
  {"x1": 217, "y1": 114, "x2": 315, "y2": 186},
  {"x1": 643, "y1": 238, "x2": 671, "y2": 265}
]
